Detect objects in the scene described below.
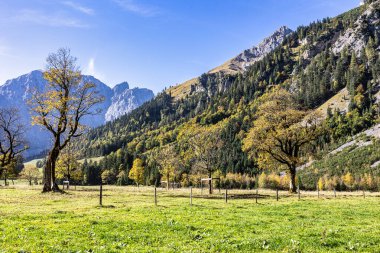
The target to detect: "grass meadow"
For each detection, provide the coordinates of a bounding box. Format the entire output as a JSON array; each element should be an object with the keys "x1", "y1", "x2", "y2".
[{"x1": 0, "y1": 184, "x2": 379, "y2": 252}]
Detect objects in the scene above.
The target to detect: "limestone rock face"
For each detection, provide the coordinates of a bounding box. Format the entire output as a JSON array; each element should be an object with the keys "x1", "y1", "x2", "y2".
[
  {"x1": 230, "y1": 26, "x2": 294, "y2": 72},
  {"x1": 333, "y1": 0, "x2": 380, "y2": 55},
  {"x1": 105, "y1": 85, "x2": 154, "y2": 122}
]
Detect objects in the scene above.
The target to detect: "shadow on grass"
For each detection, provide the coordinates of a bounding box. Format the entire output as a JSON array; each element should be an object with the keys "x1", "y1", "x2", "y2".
[
  {"x1": 40, "y1": 189, "x2": 73, "y2": 195},
  {"x1": 160, "y1": 193, "x2": 272, "y2": 200},
  {"x1": 97, "y1": 205, "x2": 116, "y2": 209},
  {"x1": 75, "y1": 188, "x2": 101, "y2": 192}
]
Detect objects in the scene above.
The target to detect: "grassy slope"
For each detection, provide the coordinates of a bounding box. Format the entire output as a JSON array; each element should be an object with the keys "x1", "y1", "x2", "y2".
[
  {"x1": 0, "y1": 186, "x2": 379, "y2": 252},
  {"x1": 315, "y1": 88, "x2": 350, "y2": 118},
  {"x1": 23, "y1": 157, "x2": 104, "y2": 168},
  {"x1": 166, "y1": 77, "x2": 199, "y2": 100},
  {"x1": 23, "y1": 159, "x2": 43, "y2": 168}
]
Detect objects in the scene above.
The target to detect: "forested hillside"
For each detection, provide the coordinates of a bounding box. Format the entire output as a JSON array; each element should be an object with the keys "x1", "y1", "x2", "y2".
[{"x1": 76, "y1": 0, "x2": 380, "y2": 187}]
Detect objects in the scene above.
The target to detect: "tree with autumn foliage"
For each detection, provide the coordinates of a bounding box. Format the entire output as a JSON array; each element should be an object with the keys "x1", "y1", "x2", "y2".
[
  {"x1": 56, "y1": 142, "x2": 82, "y2": 182},
  {"x1": 20, "y1": 165, "x2": 42, "y2": 186},
  {"x1": 29, "y1": 48, "x2": 103, "y2": 192},
  {"x1": 129, "y1": 158, "x2": 145, "y2": 186},
  {"x1": 243, "y1": 88, "x2": 323, "y2": 193},
  {"x1": 150, "y1": 144, "x2": 179, "y2": 190},
  {"x1": 178, "y1": 123, "x2": 224, "y2": 194}
]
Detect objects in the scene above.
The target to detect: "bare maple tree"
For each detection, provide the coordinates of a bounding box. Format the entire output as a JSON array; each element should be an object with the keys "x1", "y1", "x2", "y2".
[{"x1": 0, "y1": 107, "x2": 28, "y2": 183}]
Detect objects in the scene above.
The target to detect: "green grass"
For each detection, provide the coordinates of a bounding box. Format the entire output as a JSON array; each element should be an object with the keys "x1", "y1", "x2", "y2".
[
  {"x1": 23, "y1": 158, "x2": 44, "y2": 168},
  {"x1": 0, "y1": 186, "x2": 379, "y2": 252}
]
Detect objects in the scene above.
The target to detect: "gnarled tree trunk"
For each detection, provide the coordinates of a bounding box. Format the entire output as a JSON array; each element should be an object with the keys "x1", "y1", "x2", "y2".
[
  {"x1": 42, "y1": 159, "x2": 51, "y2": 192},
  {"x1": 43, "y1": 148, "x2": 60, "y2": 192},
  {"x1": 289, "y1": 165, "x2": 297, "y2": 193}
]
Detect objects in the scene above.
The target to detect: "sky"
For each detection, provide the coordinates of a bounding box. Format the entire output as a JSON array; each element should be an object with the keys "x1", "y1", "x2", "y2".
[{"x1": 0, "y1": 0, "x2": 360, "y2": 93}]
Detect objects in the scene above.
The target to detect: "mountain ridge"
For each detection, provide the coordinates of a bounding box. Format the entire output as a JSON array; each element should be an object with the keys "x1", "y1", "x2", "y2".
[
  {"x1": 167, "y1": 26, "x2": 293, "y2": 99},
  {"x1": 0, "y1": 70, "x2": 154, "y2": 156}
]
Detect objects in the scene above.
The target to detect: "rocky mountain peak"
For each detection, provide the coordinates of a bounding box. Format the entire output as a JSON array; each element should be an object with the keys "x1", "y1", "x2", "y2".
[
  {"x1": 208, "y1": 26, "x2": 293, "y2": 75},
  {"x1": 113, "y1": 81, "x2": 130, "y2": 94},
  {"x1": 0, "y1": 71, "x2": 154, "y2": 156},
  {"x1": 105, "y1": 86, "x2": 154, "y2": 122},
  {"x1": 231, "y1": 26, "x2": 293, "y2": 71},
  {"x1": 169, "y1": 26, "x2": 294, "y2": 100}
]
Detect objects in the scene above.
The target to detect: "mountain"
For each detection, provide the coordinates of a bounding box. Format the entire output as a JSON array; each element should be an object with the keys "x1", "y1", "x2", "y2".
[
  {"x1": 209, "y1": 26, "x2": 294, "y2": 74},
  {"x1": 75, "y1": 0, "x2": 380, "y2": 186},
  {"x1": 105, "y1": 83, "x2": 154, "y2": 122},
  {"x1": 168, "y1": 26, "x2": 293, "y2": 99},
  {"x1": 0, "y1": 70, "x2": 154, "y2": 156}
]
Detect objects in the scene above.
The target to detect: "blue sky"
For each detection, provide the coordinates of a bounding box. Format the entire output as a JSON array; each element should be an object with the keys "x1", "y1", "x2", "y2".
[{"x1": 0, "y1": 0, "x2": 360, "y2": 93}]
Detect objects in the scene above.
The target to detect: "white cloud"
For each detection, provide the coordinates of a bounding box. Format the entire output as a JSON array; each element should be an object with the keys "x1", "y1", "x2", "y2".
[
  {"x1": 85, "y1": 57, "x2": 105, "y2": 81},
  {"x1": 113, "y1": 0, "x2": 160, "y2": 17},
  {"x1": 12, "y1": 9, "x2": 88, "y2": 28},
  {"x1": 62, "y1": 1, "x2": 95, "y2": 15},
  {"x1": 87, "y1": 58, "x2": 95, "y2": 74}
]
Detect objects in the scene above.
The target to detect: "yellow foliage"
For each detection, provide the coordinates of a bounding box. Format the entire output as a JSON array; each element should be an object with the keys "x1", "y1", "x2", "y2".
[
  {"x1": 267, "y1": 172, "x2": 281, "y2": 188},
  {"x1": 342, "y1": 172, "x2": 354, "y2": 189},
  {"x1": 242, "y1": 87, "x2": 323, "y2": 192},
  {"x1": 129, "y1": 158, "x2": 145, "y2": 185},
  {"x1": 318, "y1": 177, "x2": 324, "y2": 190},
  {"x1": 258, "y1": 172, "x2": 267, "y2": 188}
]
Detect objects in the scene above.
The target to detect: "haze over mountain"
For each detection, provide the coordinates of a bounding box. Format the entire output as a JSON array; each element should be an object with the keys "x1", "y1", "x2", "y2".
[{"x1": 0, "y1": 70, "x2": 154, "y2": 156}]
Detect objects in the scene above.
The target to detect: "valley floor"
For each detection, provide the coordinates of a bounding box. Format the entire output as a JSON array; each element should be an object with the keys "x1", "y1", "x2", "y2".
[{"x1": 0, "y1": 185, "x2": 379, "y2": 252}]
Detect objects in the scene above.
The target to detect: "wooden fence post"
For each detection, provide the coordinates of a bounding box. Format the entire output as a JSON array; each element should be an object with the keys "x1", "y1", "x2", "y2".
[
  {"x1": 317, "y1": 183, "x2": 320, "y2": 199},
  {"x1": 334, "y1": 188, "x2": 336, "y2": 198},
  {"x1": 363, "y1": 189, "x2": 365, "y2": 199},
  {"x1": 297, "y1": 185, "x2": 300, "y2": 200},
  {"x1": 255, "y1": 187, "x2": 258, "y2": 204},
  {"x1": 99, "y1": 182, "x2": 103, "y2": 206},
  {"x1": 190, "y1": 186, "x2": 193, "y2": 206},
  {"x1": 154, "y1": 186, "x2": 157, "y2": 206},
  {"x1": 225, "y1": 189, "x2": 228, "y2": 203},
  {"x1": 276, "y1": 188, "x2": 279, "y2": 201}
]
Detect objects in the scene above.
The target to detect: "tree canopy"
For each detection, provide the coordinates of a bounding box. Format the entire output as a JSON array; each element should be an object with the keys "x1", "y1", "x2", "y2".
[
  {"x1": 30, "y1": 48, "x2": 103, "y2": 192},
  {"x1": 243, "y1": 88, "x2": 323, "y2": 192},
  {"x1": 129, "y1": 158, "x2": 145, "y2": 186}
]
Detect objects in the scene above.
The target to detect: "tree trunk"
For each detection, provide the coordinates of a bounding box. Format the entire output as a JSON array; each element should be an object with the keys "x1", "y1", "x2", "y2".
[
  {"x1": 208, "y1": 171, "x2": 212, "y2": 194},
  {"x1": 166, "y1": 173, "x2": 170, "y2": 191},
  {"x1": 289, "y1": 166, "x2": 297, "y2": 193},
  {"x1": 42, "y1": 159, "x2": 52, "y2": 192},
  {"x1": 51, "y1": 154, "x2": 60, "y2": 191},
  {"x1": 42, "y1": 149, "x2": 60, "y2": 192}
]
